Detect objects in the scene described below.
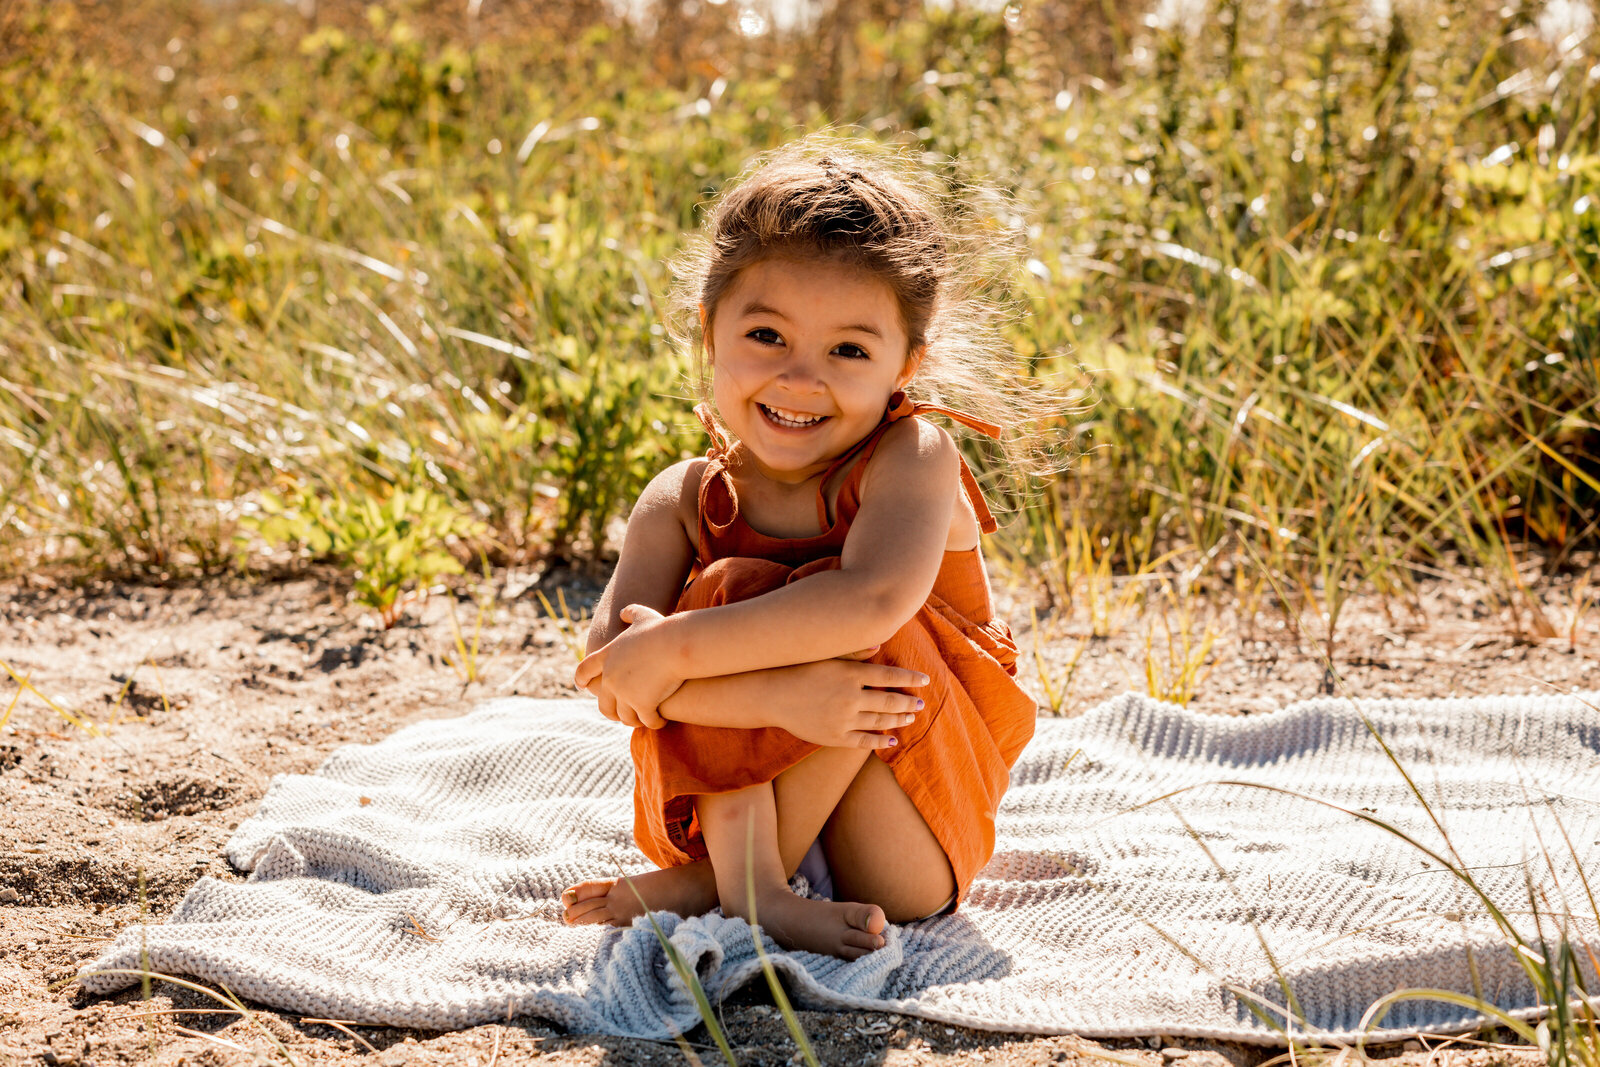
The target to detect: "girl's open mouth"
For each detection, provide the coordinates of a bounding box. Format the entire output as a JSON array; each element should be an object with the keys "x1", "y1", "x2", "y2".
[{"x1": 758, "y1": 403, "x2": 829, "y2": 430}]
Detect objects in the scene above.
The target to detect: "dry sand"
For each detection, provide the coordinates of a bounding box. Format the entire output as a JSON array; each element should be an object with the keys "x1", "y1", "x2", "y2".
[{"x1": 1, "y1": 562, "x2": 1593, "y2": 1066}]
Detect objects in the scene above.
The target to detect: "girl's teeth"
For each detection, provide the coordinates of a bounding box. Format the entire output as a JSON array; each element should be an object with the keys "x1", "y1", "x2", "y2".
[{"x1": 763, "y1": 405, "x2": 823, "y2": 427}]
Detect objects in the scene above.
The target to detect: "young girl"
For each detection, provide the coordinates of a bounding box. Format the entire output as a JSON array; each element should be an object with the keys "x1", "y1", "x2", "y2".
[{"x1": 561, "y1": 140, "x2": 1044, "y2": 960}]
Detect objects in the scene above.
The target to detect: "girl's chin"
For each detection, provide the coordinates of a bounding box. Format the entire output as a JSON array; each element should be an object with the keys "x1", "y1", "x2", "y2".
[{"x1": 743, "y1": 443, "x2": 838, "y2": 481}]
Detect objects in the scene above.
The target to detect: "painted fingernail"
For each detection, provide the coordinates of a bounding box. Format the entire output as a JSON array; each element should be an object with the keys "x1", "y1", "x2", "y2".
[
  {"x1": 915, "y1": 699, "x2": 924, "y2": 709},
  {"x1": 887, "y1": 737, "x2": 898, "y2": 747},
  {"x1": 918, "y1": 674, "x2": 931, "y2": 685}
]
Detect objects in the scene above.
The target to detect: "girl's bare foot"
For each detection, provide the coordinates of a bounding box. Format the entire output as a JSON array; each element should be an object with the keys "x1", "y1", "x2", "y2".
[
  {"x1": 746, "y1": 885, "x2": 887, "y2": 960},
  {"x1": 561, "y1": 861, "x2": 718, "y2": 926}
]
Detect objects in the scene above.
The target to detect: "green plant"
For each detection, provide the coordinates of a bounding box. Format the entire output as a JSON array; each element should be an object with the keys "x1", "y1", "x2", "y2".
[
  {"x1": 243, "y1": 483, "x2": 484, "y2": 628},
  {"x1": 443, "y1": 557, "x2": 499, "y2": 685},
  {"x1": 744, "y1": 815, "x2": 821, "y2": 1067},
  {"x1": 1, "y1": 0, "x2": 1595, "y2": 627},
  {"x1": 535, "y1": 588, "x2": 592, "y2": 663},
  {"x1": 1028, "y1": 605, "x2": 1089, "y2": 716},
  {"x1": 0, "y1": 658, "x2": 101, "y2": 736},
  {"x1": 617, "y1": 873, "x2": 740, "y2": 1067},
  {"x1": 1135, "y1": 586, "x2": 1218, "y2": 707}
]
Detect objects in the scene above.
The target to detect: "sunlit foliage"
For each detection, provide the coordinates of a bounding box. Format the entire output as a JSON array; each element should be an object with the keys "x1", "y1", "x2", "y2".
[{"x1": 0, "y1": 0, "x2": 1595, "y2": 628}]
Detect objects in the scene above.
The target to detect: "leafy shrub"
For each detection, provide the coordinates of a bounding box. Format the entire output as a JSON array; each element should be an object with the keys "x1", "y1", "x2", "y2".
[{"x1": 244, "y1": 484, "x2": 485, "y2": 628}]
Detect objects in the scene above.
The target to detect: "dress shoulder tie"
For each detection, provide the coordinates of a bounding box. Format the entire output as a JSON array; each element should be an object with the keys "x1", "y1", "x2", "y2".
[
  {"x1": 692, "y1": 402, "x2": 741, "y2": 559},
  {"x1": 694, "y1": 402, "x2": 733, "y2": 458}
]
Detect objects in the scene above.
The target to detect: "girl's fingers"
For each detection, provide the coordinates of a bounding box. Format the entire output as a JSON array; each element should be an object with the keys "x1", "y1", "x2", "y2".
[
  {"x1": 597, "y1": 693, "x2": 619, "y2": 721},
  {"x1": 852, "y1": 731, "x2": 899, "y2": 750},
  {"x1": 867, "y1": 690, "x2": 923, "y2": 714},
  {"x1": 871, "y1": 711, "x2": 917, "y2": 731},
  {"x1": 621, "y1": 702, "x2": 658, "y2": 730},
  {"x1": 621, "y1": 603, "x2": 665, "y2": 626},
  {"x1": 574, "y1": 652, "x2": 603, "y2": 688},
  {"x1": 856, "y1": 664, "x2": 931, "y2": 690}
]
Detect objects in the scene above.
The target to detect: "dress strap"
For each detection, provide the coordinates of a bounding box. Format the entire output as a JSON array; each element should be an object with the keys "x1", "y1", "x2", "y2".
[
  {"x1": 883, "y1": 390, "x2": 1001, "y2": 535},
  {"x1": 884, "y1": 390, "x2": 1003, "y2": 438},
  {"x1": 693, "y1": 402, "x2": 740, "y2": 563},
  {"x1": 694, "y1": 396, "x2": 1002, "y2": 543}
]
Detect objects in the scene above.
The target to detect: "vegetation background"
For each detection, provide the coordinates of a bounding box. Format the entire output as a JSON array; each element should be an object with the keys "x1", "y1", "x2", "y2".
[{"x1": 1, "y1": 0, "x2": 1596, "y2": 648}]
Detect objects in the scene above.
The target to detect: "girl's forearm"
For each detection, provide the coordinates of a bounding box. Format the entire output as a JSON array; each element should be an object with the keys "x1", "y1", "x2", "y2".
[
  {"x1": 657, "y1": 671, "x2": 782, "y2": 729},
  {"x1": 661, "y1": 568, "x2": 919, "y2": 680}
]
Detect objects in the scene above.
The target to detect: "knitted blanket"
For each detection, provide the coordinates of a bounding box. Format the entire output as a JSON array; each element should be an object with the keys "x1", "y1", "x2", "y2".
[{"x1": 81, "y1": 693, "x2": 1600, "y2": 1044}]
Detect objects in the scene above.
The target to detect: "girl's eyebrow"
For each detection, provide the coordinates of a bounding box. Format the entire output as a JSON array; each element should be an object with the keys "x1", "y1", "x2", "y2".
[{"x1": 737, "y1": 300, "x2": 884, "y2": 338}]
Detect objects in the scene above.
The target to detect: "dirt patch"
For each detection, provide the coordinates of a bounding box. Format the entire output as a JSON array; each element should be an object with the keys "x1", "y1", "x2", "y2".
[
  {"x1": 101, "y1": 772, "x2": 243, "y2": 822},
  {"x1": 0, "y1": 564, "x2": 1592, "y2": 1065}
]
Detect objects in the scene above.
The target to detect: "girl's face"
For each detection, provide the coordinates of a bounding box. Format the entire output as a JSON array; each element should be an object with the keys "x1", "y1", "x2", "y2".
[{"x1": 706, "y1": 256, "x2": 919, "y2": 486}]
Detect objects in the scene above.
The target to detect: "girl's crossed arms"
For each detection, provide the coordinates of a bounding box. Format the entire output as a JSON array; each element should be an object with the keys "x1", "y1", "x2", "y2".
[{"x1": 574, "y1": 411, "x2": 963, "y2": 743}]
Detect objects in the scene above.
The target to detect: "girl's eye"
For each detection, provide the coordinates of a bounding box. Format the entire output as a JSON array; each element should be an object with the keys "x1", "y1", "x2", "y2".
[
  {"x1": 833, "y1": 343, "x2": 870, "y2": 360},
  {"x1": 747, "y1": 328, "x2": 782, "y2": 345}
]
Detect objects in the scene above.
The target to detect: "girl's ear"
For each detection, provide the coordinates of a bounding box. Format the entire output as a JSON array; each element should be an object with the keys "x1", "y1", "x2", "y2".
[{"x1": 896, "y1": 346, "x2": 925, "y2": 389}]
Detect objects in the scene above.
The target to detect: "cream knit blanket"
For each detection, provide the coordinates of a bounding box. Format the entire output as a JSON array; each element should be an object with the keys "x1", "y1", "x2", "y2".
[{"x1": 81, "y1": 693, "x2": 1600, "y2": 1044}]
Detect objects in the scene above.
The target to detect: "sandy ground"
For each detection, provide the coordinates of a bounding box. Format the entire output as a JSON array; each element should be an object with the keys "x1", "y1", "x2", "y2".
[{"x1": 0, "y1": 559, "x2": 1594, "y2": 1066}]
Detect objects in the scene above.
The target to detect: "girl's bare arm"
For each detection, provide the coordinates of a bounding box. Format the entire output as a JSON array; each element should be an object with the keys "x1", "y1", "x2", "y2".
[
  {"x1": 583, "y1": 459, "x2": 702, "y2": 655},
  {"x1": 656, "y1": 658, "x2": 928, "y2": 750},
  {"x1": 576, "y1": 459, "x2": 700, "y2": 728},
  {"x1": 579, "y1": 418, "x2": 962, "y2": 708}
]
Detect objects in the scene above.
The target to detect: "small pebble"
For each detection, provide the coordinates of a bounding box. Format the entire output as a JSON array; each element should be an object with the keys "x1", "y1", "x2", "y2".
[
  {"x1": 1402, "y1": 1040, "x2": 1422, "y2": 1052},
  {"x1": 1162, "y1": 1049, "x2": 1189, "y2": 1060},
  {"x1": 0, "y1": 887, "x2": 18, "y2": 904}
]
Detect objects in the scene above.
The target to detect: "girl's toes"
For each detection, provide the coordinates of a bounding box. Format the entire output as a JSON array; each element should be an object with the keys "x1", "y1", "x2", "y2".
[
  {"x1": 564, "y1": 879, "x2": 616, "y2": 904},
  {"x1": 843, "y1": 902, "x2": 887, "y2": 937},
  {"x1": 564, "y1": 897, "x2": 614, "y2": 925},
  {"x1": 842, "y1": 926, "x2": 886, "y2": 953}
]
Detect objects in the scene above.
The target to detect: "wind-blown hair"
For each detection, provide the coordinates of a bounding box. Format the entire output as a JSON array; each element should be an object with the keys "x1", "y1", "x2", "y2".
[{"x1": 668, "y1": 135, "x2": 1070, "y2": 483}]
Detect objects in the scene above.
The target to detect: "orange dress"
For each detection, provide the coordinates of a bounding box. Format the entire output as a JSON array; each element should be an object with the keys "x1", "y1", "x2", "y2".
[{"x1": 629, "y1": 393, "x2": 1037, "y2": 906}]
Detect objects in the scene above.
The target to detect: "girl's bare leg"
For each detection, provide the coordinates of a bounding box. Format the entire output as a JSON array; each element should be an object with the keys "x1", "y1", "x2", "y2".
[
  {"x1": 822, "y1": 754, "x2": 957, "y2": 923},
  {"x1": 697, "y1": 779, "x2": 888, "y2": 959},
  {"x1": 562, "y1": 745, "x2": 871, "y2": 927}
]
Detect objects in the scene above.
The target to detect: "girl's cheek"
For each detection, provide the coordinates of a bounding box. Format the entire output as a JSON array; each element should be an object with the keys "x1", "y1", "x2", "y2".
[{"x1": 715, "y1": 358, "x2": 760, "y2": 389}]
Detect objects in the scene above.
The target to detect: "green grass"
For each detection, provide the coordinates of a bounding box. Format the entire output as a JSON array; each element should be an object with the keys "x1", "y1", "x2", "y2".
[{"x1": 2, "y1": 0, "x2": 1595, "y2": 637}]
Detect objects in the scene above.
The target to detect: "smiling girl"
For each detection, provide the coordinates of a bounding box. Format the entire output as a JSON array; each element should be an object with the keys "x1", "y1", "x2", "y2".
[{"x1": 561, "y1": 139, "x2": 1047, "y2": 959}]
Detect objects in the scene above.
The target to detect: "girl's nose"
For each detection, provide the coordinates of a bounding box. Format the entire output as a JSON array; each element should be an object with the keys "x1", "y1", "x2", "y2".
[{"x1": 775, "y1": 352, "x2": 826, "y2": 394}]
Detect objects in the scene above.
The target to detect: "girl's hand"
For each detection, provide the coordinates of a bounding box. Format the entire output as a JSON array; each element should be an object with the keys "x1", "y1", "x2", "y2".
[
  {"x1": 765, "y1": 657, "x2": 930, "y2": 750},
  {"x1": 574, "y1": 604, "x2": 681, "y2": 729}
]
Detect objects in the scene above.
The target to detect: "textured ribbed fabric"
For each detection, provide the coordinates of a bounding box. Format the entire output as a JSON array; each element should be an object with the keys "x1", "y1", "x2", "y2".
[{"x1": 81, "y1": 693, "x2": 1600, "y2": 1044}]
